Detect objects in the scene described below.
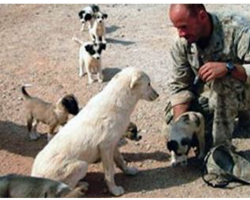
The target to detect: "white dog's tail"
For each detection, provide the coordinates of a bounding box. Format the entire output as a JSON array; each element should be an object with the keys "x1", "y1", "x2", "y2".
[
  {"x1": 72, "y1": 37, "x2": 84, "y2": 45},
  {"x1": 21, "y1": 84, "x2": 32, "y2": 99}
]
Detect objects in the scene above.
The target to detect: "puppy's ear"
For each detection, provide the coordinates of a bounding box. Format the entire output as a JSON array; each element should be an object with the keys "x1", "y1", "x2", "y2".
[
  {"x1": 100, "y1": 43, "x2": 106, "y2": 50},
  {"x1": 84, "y1": 13, "x2": 92, "y2": 21},
  {"x1": 78, "y1": 10, "x2": 85, "y2": 18},
  {"x1": 167, "y1": 140, "x2": 178, "y2": 152},
  {"x1": 103, "y1": 13, "x2": 108, "y2": 19},
  {"x1": 85, "y1": 44, "x2": 93, "y2": 53},
  {"x1": 130, "y1": 72, "x2": 142, "y2": 89},
  {"x1": 61, "y1": 94, "x2": 79, "y2": 115}
]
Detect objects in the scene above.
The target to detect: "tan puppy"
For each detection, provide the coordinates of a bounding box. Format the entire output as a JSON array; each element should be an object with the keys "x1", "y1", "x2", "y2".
[
  {"x1": 72, "y1": 37, "x2": 106, "y2": 84},
  {"x1": 22, "y1": 85, "x2": 79, "y2": 141},
  {"x1": 31, "y1": 67, "x2": 159, "y2": 196},
  {"x1": 166, "y1": 111, "x2": 205, "y2": 167},
  {"x1": 0, "y1": 174, "x2": 87, "y2": 198},
  {"x1": 89, "y1": 12, "x2": 108, "y2": 44}
]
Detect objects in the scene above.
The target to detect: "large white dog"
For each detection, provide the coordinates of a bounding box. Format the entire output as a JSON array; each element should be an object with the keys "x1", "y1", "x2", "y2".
[{"x1": 31, "y1": 67, "x2": 159, "y2": 196}]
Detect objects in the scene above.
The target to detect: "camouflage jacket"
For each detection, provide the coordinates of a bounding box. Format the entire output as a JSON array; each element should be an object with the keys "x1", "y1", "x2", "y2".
[{"x1": 168, "y1": 13, "x2": 250, "y2": 106}]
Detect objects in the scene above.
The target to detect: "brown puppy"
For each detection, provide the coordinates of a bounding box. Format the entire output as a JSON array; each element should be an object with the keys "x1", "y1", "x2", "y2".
[{"x1": 21, "y1": 85, "x2": 79, "y2": 141}]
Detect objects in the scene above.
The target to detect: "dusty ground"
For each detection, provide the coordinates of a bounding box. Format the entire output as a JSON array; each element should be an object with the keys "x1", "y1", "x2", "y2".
[{"x1": 1, "y1": 4, "x2": 250, "y2": 197}]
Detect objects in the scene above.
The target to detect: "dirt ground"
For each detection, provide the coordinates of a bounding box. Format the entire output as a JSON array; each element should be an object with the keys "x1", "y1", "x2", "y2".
[{"x1": 1, "y1": 4, "x2": 250, "y2": 197}]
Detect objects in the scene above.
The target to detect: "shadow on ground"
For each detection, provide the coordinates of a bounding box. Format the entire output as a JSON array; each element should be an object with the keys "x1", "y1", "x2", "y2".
[
  {"x1": 102, "y1": 67, "x2": 121, "y2": 82},
  {"x1": 0, "y1": 120, "x2": 46, "y2": 158},
  {"x1": 84, "y1": 156, "x2": 203, "y2": 197}
]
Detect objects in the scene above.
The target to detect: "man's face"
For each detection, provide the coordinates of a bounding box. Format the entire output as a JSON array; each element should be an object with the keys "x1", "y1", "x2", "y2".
[{"x1": 169, "y1": 7, "x2": 203, "y2": 44}]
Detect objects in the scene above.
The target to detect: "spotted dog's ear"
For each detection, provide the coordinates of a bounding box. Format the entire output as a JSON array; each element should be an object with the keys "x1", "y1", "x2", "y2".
[
  {"x1": 167, "y1": 140, "x2": 178, "y2": 152},
  {"x1": 78, "y1": 10, "x2": 85, "y2": 19},
  {"x1": 85, "y1": 44, "x2": 93, "y2": 53},
  {"x1": 84, "y1": 13, "x2": 92, "y2": 21},
  {"x1": 103, "y1": 13, "x2": 108, "y2": 19},
  {"x1": 100, "y1": 43, "x2": 106, "y2": 50}
]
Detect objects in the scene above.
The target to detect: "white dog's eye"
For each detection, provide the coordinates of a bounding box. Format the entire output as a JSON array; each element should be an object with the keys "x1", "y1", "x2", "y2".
[{"x1": 148, "y1": 83, "x2": 151, "y2": 86}]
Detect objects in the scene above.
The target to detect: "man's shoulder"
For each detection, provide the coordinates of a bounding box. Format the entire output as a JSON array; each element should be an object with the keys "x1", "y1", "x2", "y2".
[
  {"x1": 212, "y1": 12, "x2": 250, "y2": 28},
  {"x1": 171, "y1": 36, "x2": 188, "y2": 53}
]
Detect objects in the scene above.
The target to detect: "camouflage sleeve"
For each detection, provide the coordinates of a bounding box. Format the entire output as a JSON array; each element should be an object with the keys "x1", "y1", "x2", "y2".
[
  {"x1": 235, "y1": 26, "x2": 250, "y2": 84},
  {"x1": 168, "y1": 38, "x2": 195, "y2": 106}
]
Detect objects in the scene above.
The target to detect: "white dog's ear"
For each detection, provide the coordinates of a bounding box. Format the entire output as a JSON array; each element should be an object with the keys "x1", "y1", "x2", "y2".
[{"x1": 130, "y1": 73, "x2": 141, "y2": 89}]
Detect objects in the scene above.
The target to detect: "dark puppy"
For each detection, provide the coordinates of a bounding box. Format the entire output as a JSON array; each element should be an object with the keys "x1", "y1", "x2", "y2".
[
  {"x1": 22, "y1": 85, "x2": 79, "y2": 141},
  {"x1": 78, "y1": 4, "x2": 100, "y2": 31},
  {"x1": 123, "y1": 122, "x2": 142, "y2": 141},
  {"x1": 0, "y1": 174, "x2": 87, "y2": 198}
]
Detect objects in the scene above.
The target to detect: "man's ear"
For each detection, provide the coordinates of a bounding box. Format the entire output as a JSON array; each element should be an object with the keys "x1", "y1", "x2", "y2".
[{"x1": 199, "y1": 10, "x2": 207, "y2": 21}]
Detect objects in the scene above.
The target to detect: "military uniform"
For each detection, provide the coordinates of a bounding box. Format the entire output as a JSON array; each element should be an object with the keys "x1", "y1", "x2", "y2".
[{"x1": 167, "y1": 13, "x2": 250, "y2": 148}]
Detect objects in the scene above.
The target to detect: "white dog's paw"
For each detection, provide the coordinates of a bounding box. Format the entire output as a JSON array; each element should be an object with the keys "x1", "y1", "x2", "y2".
[
  {"x1": 125, "y1": 167, "x2": 138, "y2": 176},
  {"x1": 109, "y1": 186, "x2": 125, "y2": 196}
]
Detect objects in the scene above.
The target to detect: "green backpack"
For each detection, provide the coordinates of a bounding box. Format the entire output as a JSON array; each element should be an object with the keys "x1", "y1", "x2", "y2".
[{"x1": 202, "y1": 145, "x2": 250, "y2": 188}]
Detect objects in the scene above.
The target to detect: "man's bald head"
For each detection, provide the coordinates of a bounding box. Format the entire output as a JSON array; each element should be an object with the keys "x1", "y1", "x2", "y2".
[
  {"x1": 170, "y1": 4, "x2": 206, "y2": 18},
  {"x1": 169, "y1": 4, "x2": 211, "y2": 44}
]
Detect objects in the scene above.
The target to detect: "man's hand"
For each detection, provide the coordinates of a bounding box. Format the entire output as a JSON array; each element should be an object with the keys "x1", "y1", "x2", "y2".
[{"x1": 198, "y1": 62, "x2": 228, "y2": 82}]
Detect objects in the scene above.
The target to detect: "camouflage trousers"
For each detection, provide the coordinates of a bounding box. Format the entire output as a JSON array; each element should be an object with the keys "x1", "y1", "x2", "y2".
[{"x1": 165, "y1": 76, "x2": 250, "y2": 150}]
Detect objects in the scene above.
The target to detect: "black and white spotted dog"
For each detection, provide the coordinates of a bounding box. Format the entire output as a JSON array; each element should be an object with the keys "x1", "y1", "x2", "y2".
[
  {"x1": 78, "y1": 4, "x2": 100, "y2": 32},
  {"x1": 72, "y1": 37, "x2": 106, "y2": 84},
  {"x1": 166, "y1": 111, "x2": 205, "y2": 167}
]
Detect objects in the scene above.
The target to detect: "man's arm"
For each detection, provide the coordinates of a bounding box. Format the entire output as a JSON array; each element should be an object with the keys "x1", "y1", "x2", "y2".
[{"x1": 198, "y1": 62, "x2": 247, "y2": 82}]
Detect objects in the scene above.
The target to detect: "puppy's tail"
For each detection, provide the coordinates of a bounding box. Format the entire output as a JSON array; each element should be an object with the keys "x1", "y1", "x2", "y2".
[
  {"x1": 21, "y1": 84, "x2": 32, "y2": 99},
  {"x1": 72, "y1": 37, "x2": 84, "y2": 45}
]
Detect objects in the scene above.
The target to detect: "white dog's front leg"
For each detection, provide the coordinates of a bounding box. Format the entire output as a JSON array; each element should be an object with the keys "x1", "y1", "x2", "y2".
[
  {"x1": 114, "y1": 146, "x2": 138, "y2": 176},
  {"x1": 100, "y1": 144, "x2": 124, "y2": 196}
]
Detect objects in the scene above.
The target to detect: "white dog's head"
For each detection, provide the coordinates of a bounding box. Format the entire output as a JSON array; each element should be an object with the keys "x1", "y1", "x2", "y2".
[
  {"x1": 129, "y1": 69, "x2": 159, "y2": 101},
  {"x1": 112, "y1": 68, "x2": 159, "y2": 101}
]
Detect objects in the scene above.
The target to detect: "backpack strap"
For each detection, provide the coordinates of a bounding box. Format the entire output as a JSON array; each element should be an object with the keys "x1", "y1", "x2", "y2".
[{"x1": 202, "y1": 148, "x2": 230, "y2": 188}]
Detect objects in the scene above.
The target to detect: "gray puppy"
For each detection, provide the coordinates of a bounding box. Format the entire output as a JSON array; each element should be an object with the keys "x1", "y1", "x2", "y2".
[
  {"x1": 0, "y1": 174, "x2": 87, "y2": 198},
  {"x1": 22, "y1": 85, "x2": 79, "y2": 141},
  {"x1": 166, "y1": 111, "x2": 205, "y2": 167}
]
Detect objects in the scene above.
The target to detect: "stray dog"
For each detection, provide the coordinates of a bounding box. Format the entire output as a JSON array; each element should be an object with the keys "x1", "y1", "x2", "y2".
[
  {"x1": 89, "y1": 12, "x2": 108, "y2": 44},
  {"x1": 166, "y1": 111, "x2": 205, "y2": 167},
  {"x1": 0, "y1": 174, "x2": 87, "y2": 198},
  {"x1": 22, "y1": 85, "x2": 79, "y2": 141},
  {"x1": 31, "y1": 67, "x2": 159, "y2": 196},
  {"x1": 72, "y1": 37, "x2": 106, "y2": 84},
  {"x1": 78, "y1": 4, "x2": 100, "y2": 31}
]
